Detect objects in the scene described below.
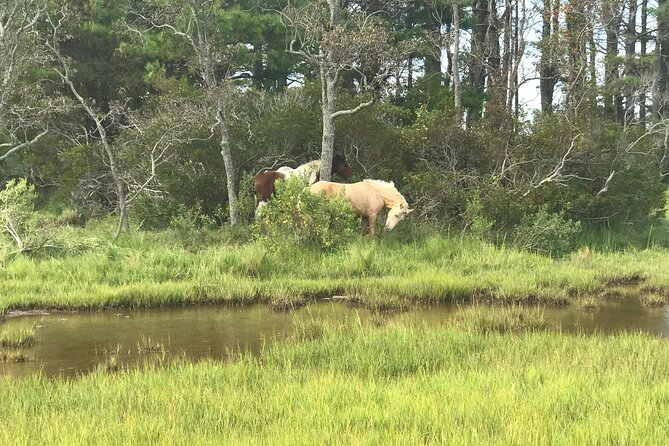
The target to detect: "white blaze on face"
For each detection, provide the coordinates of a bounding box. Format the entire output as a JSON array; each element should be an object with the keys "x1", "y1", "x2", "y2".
[{"x1": 384, "y1": 206, "x2": 413, "y2": 231}]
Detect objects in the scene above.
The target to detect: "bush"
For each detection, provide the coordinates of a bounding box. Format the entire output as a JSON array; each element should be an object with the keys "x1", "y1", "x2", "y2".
[
  {"x1": 236, "y1": 171, "x2": 257, "y2": 225},
  {"x1": 462, "y1": 193, "x2": 494, "y2": 241},
  {"x1": 131, "y1": 196, "x2": 182, "y2": 230},
  {"x1": 0, "y1": 179, "x2": 51, "y2": 255},
  {"x1": 512, "y1": 205, "x2": 581, "y2": 256},
  {"x1": 0, "y1": 179, "x2": 101, "y2": 258},
  {"x1": 253, "y1": 177, "x2": 358, "y2": 250},
  {"x1": 169, "y1": 202, "x2": 217, "y2": 247}
]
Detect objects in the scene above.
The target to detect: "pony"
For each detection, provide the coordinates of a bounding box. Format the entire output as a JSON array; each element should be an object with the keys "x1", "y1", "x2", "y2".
[
  {"x1": 254, "y1": 154, "x2": 352, "y2": 216},
  {"x1": 309, "y1": 179, "x2": 413, "y2": 239}
]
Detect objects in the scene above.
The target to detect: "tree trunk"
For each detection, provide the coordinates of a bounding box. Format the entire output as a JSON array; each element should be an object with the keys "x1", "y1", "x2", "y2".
[
  {"x1": 468, "y1": 0, "x2": 488, "y2": 124},
  {"x1": 539, "y1": 0, "x2": 556, "y2": 113},
  {"x1": 424, "y1": 2, "x2": 442, "y2": 87},
  {"x1": 638, "y1": 0, "x2": 648, "y2": 122},
  {"x1": 319, "y1": 0, "x2": 341, "y2": 181},
  {"x1": 639, "y1": 0, "x2": 648, "y2": 122},
  {"x1": 565, "y1": 0, "x2": 588, "y2": 113},
  {"x1": 624, "y1": 0, "x2": 638, "y2": 124},
  {"x1": 320, "y1": 64, "x2": 337, "y2": 182},
  {"x1": 603, "y1": 2, "x2": 623, "y2": 120},
  {"x1": 452, "y1": 0, "x2": 462, "y2": 125},
  {"x1": 217, "y1": 100, "x2": 239, "y2": 225},
  {"x1": 510, "y1": 0, "x2": 526, "y2": 120},
  {"x1": 444, "y1": 22, "x2": 453, "y2": 88},
  {"x1": 486, "y1": 0, "x2": 503, "y2": 108},
  {"x1": 500, "y1": 0, "x2": 513, "y2": 114},
  {"x1": 655, "y1": 0, "x2": 669, "y2": 120}
]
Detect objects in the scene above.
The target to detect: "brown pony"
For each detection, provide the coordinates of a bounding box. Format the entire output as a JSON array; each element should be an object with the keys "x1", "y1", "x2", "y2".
[
  {"x1": 254, "y1": 154, "x2": 352, "y2": 216},
  {"x1": 309, "y1": 179, "x2": 413, "y2": 239}
]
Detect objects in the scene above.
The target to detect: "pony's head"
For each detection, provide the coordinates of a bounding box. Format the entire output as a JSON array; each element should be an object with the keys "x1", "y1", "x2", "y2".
[
  {"x1": 332, "y1": 154, "x2": 353, "y2": 179},
  {"x1": 384, "y1": 203, "x2": 413, "y2": 231}
]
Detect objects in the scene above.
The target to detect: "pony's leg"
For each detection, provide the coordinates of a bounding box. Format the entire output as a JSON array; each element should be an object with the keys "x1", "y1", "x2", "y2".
[
  {"x1": 360, "y1": 217, "x2": 368, "y2": 236},
  {"x1": 368, "y1": 213, "x2": 377, "y2": 239},
  {"x1": 255, "y1": 201, "x2": 268, "y2": 219}
]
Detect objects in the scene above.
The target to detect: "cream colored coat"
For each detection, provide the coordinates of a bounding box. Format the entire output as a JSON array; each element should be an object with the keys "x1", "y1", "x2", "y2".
[{"x1": 309, "y1": 180, "x2": 412, "y2": 239}]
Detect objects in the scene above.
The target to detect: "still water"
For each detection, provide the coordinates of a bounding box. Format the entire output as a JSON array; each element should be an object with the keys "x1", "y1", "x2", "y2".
[{"x1": 1, "y1": 296, "x2": 668, "y2": 379}]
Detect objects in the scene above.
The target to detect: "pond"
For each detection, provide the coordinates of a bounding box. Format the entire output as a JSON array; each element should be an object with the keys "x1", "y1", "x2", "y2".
[{"x1": 1, "y1": 294, "x2": 668, "y2": 379}]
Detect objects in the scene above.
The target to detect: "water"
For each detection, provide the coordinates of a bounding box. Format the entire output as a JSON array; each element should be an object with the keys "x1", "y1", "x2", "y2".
[{"x1": 1, "y1": 296, "x2": 668, "y2": 379}]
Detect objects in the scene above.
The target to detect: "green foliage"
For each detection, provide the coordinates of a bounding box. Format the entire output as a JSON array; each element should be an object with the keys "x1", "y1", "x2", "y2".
[
  {"x1": 236, "y1": 171, "x2": 258, "y2": 225},
  {"x1": 253, "y1": 177, "x2": 358, "y2": 250},
  {"x1": 462, "y1": 193, "x2": 495, "y2": 241},
  {"x1": 169, "y1": 203, "x2": 218, "y2": 247},
  {"x1": 0, "y1": 179, "x2": 100, "y2": 258},
  {"x1": 131, "y1": 196, "x2": 182, "y2": 230},
  {"x1": 513, "y1": 205, "x2": 582, "y2": 256},
  {"x1": 0, "y1": 179, "x2": 46, "y2": 255},
  {"x1": 527, "y1": 115, "x2": 666, "y2": 226}
]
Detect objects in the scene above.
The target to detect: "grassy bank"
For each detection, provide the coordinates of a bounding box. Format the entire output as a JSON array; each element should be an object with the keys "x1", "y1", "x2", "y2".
[
  {"x1": 1, "y1": 319, "x2": 668, "y2": 444},
  {"x1": 2, "y1": 224, "x2": 669, "y2": 315}
]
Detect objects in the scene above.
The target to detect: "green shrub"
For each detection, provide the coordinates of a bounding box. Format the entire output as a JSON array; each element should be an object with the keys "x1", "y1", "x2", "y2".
[
  {"x1": 236, "y1": 171, "x2": 258, "y2": 225},
  {"x1": 462, "y1": 194, "x2": 494, "y2": 241},
  {"x1": 253, "y1": 177, "x2": 358, "y2": 250},
  {"x1": 512, "y1": 205, "x2": 581, "y2": 256},
  {"x1": 0, "y1": 179, "x2": 55, "y2": 256},
  {"x1": 169, "y1": 203, "x2": 217, "y2": 247},
  {"x1": 132, "y1": 196, "x2": 182, "y2": 230}
]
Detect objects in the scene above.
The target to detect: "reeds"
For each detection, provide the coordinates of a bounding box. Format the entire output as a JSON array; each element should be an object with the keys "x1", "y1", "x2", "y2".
[
  {"x1": 1, "y1": 321, "x2": 669, "y2": 444},
  {"x1": 3, "y1": 228, "x2": 669, "y2": 315},
  {"x1": 0, "y1": 327, "x2": 35, "y2": 363}
]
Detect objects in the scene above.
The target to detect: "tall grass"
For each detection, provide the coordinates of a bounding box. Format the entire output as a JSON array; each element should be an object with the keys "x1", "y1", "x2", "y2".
[
  {"x1": 0, "y1": 327, "x2": 35, "y2": 348},
  {"x1": 1, "y1": 321, "x2": 669, "y2": 444},
  {"x1": 3, "y1": 224, "x2": 669, "y2": 315}
]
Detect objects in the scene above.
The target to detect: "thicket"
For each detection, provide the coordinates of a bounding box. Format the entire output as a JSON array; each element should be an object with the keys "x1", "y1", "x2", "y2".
[
  {"x1": 2, "y1": 1, "x2": 667, "y2": 256},
  {"x1": 253, "y1": 178, "x2": 358, "y2": 250}
]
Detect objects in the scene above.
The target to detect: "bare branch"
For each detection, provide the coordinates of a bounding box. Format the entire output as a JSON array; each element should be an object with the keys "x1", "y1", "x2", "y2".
[{"x1": 0, "y1": 129, "x2": 48, "y2": 161}]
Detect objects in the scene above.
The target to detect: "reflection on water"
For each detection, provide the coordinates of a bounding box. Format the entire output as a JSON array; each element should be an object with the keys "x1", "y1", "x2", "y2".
[{"x1": 1, "y1": 296, "x2": 668, "y2": 378}]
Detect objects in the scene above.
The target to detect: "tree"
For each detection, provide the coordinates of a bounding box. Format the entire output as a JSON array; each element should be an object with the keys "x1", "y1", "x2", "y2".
[
  {"x1": 601, "y1": 0, "x2": 624, "y2": 121},
  {"x1": 451, "y1": 0, "x2": 462, "y2": 124},
  {"x1": 283, "y1": 0, "x2": 416, "y2": 181},
  {"x1": 655, "y1": 0, "x2": 669, "y2": 120},
  {"x1": 128, "y1": 0, "x2": 248, "y2": 225},
  {"x1": 0, "y1": 0, "x2": 50, "y2": 162},
  {"x1": 539, "y1": 0, "x2": 560, "y2": 113},
  {"x1": 624, "y1": 0, "x2": 638, "y2": 124}
]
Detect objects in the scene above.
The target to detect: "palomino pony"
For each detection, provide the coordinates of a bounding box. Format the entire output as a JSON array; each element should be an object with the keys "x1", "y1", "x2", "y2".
[
  {"x1": 254, "y1": 154, "x2": 352, "y2": 216},
  {"x1": 309, "y1": 179, "x2": 413, "y2": 239}
]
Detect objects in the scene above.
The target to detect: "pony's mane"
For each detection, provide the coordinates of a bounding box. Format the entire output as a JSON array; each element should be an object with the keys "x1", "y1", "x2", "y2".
[
  {"x1": 300, "y1": 159, "x2": 320, "y2": 167},
  {"x1": 362, "y1": 179, "x2": 408, "y2": 207},
  {"x1": 363, "y1": 179, "x2": 394, "y2": 188}
]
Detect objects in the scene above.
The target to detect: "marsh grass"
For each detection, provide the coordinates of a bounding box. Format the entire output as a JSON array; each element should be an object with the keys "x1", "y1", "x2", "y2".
[
  {"x1": 102, "y1": 344, "x2": 122, "y2": 373},
  {"x1": 4, "y1": 226, "x2": 669, "y2": 315},
  {"x1": 639, "y1": 293, "x2": 668, "y2": 307},
  {"x1": 137, "y1": 335, "x2": 166, "y2": 355},
  {"x1": 578, "y1": 298, "x2": 600, "y2": 312},
  {"x1": 0, "y1": 327, "x2": 36, "y2": 348},
  {"x1": 450, "y1": 305, "x2": 556, "y2": 334},
  {"x1": 0, "y1": 349, "x2": 28, "y2": 362},
  {"x1": 2, "y1": 322, "x2": 669, "y2": 443}
]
